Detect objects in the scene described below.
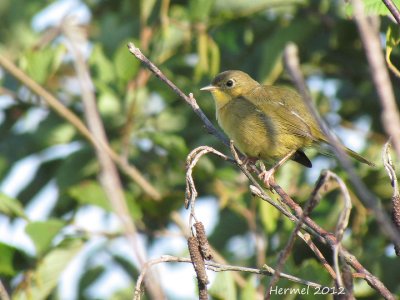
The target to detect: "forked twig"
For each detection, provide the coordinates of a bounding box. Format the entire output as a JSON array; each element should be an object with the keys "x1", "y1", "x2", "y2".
[
  {"x1": 382, "y1": 139, "x2": 400, "y2": 255},
  {"x1": 132, "y1": 255, "x2": 326, "y2": 300}
]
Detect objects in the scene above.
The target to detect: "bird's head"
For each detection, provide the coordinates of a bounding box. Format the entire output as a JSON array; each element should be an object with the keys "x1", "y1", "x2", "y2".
[{"x1": 201, "y1": 70, "x2": 259, "y2": 107}]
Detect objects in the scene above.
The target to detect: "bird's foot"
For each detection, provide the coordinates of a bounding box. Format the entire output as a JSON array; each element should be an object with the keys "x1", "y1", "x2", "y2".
[{"x1": 258, "y1": 169, "x2": 275, "y2": 190}]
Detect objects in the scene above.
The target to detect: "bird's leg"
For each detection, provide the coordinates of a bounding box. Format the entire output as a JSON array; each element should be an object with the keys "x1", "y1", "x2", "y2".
[
  {"x1": 259, "y1": 150, "x2": 296, "y2": 188},
  {"x1": 242, "y1": 157, "x2": 258, "y2": 172}
]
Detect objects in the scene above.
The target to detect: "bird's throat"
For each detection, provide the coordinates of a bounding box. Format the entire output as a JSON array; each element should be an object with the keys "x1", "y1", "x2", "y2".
[{"x1": 211, "y1": 90, "x2": 232, "y2": 111}]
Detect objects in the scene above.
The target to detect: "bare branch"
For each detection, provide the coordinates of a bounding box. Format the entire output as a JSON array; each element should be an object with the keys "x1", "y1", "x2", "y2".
[
  {"x1": 132, "y1": 255, "x2": 326, "y2": 300},
  {"x1": 298, "y1": 232, "x2": 337, "y2": 279},
  {"x1": 383, "y1": 139, "x2": 400, "y2": 255},
  {"x1": 127, "y1": 43, "x2": 229, "y2": 146},
  {"x1": 382, "y1": 0, "x2": 400, "y2": 24},
  {"x1": 265, "y1": 175, "x2": 325, "y2": 299}
]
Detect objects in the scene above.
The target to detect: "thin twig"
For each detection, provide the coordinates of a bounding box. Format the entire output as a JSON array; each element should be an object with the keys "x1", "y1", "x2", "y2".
[
  {"x1": 382, "y1": 0, "x2": 400, "y2": 24},
  {"x1": 132, "y1": 255, "x2": 326, "y2": 300},
  {"x1": 269, "y1": 180, "x2": 395, "y2": 300},
  {"x1": 298, "y1": 232, "x2": 337, "y2": 279},
  {"x1": 326, "y1": 171, "x2": 353, "y2": 291},
  {"x1": 382, "y1": 139, "x2": 400, "y2": 255},
  {"x1": 265, "y1": 184, "x2": 317, "y2": 298},
  {"x1": 127, "y1": 43, "x2": 229, "y2": 146}
]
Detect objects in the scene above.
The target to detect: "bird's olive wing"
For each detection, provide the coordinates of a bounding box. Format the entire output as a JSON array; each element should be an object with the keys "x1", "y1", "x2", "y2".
[{"x1": 246, "y1": 86, "x2": 319, "y2": 141}]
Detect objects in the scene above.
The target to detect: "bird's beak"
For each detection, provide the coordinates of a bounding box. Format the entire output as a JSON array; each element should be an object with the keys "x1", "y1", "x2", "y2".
[{"x1": 200, "y1": 85, "x2": 217, "y2": 91}]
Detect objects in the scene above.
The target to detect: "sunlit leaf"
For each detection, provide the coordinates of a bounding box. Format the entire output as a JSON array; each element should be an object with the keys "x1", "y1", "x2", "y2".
[
  {"x1": 386, "y1": 24, "x2": 400, "y2": 77},
  {"x1": 25, "y1": 219, "x2": 65, "y2": 256},
  {"x1": 0, "y1": 243, "x2": 18, "y2": 276},
  {"x1": 0, "y1": 193, "x2": 27, "y2": 219},
  {"x1": 68, "y1": 180, "x2": 111, "y2": 211},
  {"x1": 140, "y1": 0, "x2": 157, "y2": 23},
  {"x1": 209, "y1": 271, "x2": 237, "y2": 300},
  {"x1": 259, "y1": 196, "x2": 280, "y2": 233},
  {"x1": 114, "y1": 40, "x2": 140, "y2": 84},
  {"x1": 89, "y1": 44, "x2": 115, "y2": 84},
  {"x1": 364, "y1": 0, "x2": 400, "y2": 15},
  {"x1": 13, "y1": 238, "x2": 84, "y2": 300},
  {"x1": 240, "y1": 276, "x2": 257, "y2": 300}
]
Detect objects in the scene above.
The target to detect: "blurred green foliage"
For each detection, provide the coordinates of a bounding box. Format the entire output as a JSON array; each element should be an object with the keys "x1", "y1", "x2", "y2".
[{"x1": 0, "y1": 0, "x2": 400, "y2": 299}]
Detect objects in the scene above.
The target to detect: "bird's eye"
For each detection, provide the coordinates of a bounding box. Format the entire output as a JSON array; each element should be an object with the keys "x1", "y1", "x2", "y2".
[{"x1": 226, "y1": 79, "x2": 234, "y2": 87}]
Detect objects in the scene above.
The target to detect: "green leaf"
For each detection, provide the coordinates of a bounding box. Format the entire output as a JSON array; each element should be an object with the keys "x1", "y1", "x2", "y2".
[
  {"x1": 345, "y1": 0, "x2": 400, "y2": 16},
  {"x1": 25, "y1": 219, "x2": 65, "y2": 256},
  {"x1": 68, "y1": 180, "x2": 111, "y2": 211},
  {"x1": 209, "y1": 272, "x2": 237, "y2": 300},
  {"x1": 77, "y1": 265, "x2": 105, "y2": 298},
  {"x1": 258, "y1": 18, "x2": 315, "y2": 83},
  {"x1": 140, "y1": 0, "x2": 157, "y2": 23},
  {"x1": 240, "y1": 276, "x2": 257, "y2": 299},
  {"x1": 97, "y1": 84, "x2": 121, "y2": 117},
  {"x1": 13, "y1": 238, "x2": 84, "y2": 300},
  {"x1": 0, "y1": 242, "x2": 18, "y2": 276},
  {"x1": 153, "y1": 22, "x2": 186, "y2": 63},
  {"x1": 386, "y1": 24, "x2": 400, "y2": 77},
  {"x1": 151, "y1": 132, "x2": 188, "y2": 156},
  {"x1": 259, "y1": 196, "x2": 280, "y2": 233},
  {"x1": 20, "y1": 47, "x2": 57, "y2": 84},
  {"x1": 155, "y1": 110, "x2": 187, "y2": 132},
  {"x1": 114, "y1": 40, "x2": 140, "y2": 84},
  {"x1": 189, "y1": 0, "x2": 214, "y2": 21},
  {"x1": 89, "y1": 44, "x2": 115, "y2": 84},
  {"x1": 47, "y1": 123, "x2": 76, "y2": 144},
  {"x1": 0, "y1": 193, "x2": 27, "y2": 219},
  {"x1": 363, "y1": 0, "x2": 400, "y2": 15},
  {"x1": 213, "y1": 0, "x2": 305, "y2": 17}
]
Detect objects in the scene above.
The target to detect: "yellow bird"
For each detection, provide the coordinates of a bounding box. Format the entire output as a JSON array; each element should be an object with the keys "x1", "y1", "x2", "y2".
[{"x1": 201, "y1": 70, "x2": 375, "y2": 184}]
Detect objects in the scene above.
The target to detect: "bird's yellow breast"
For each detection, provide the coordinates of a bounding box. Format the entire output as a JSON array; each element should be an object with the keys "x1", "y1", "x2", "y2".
[{"x1": 216, "y1": 97, "x2": 279, "y2": 162}]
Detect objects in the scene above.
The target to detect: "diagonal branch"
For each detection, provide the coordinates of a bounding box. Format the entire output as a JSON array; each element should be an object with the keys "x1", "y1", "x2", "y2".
[
  {"x1": 0, "y1": 48, "x2": 161, "y2": 201},
  {"x1": 382, "y1": 0, "x2": 400, "y2": 24},
  {"x1": 127, "y1": 43, "x2": 229, "y2": 146}
]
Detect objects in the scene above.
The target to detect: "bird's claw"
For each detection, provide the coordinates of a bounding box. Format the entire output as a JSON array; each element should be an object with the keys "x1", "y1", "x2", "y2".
[{"x1": 258, "y1": 169, "x2": 275, "y2": 190}]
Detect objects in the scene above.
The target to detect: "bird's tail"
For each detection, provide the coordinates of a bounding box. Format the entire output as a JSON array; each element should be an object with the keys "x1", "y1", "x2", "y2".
[
  {"x1": 315, "y1": 138, "x2": 376, "y2": 167},
  {"x1": 344, "y1": 146, "x2": 376, "y2": 167}
]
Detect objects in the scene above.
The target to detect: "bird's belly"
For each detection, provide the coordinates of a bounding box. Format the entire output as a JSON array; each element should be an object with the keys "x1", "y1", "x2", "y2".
[
  {"x1": 218, "y1": 110, "x2": 276, "y2": 161},
  {"x1": 218, "y1": 108, "x2": 307, "y2": 163}
]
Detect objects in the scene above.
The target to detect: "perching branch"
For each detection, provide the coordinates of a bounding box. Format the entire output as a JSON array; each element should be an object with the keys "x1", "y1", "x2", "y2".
[{"x1": 127, "y1": 42, "x2": 396, "y2": 299}]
